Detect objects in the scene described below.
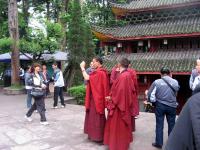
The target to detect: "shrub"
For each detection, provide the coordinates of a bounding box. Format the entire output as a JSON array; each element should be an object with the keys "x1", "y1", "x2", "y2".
[{"x1": 68, "y1": 85, "x2": 86, "y2": 105}]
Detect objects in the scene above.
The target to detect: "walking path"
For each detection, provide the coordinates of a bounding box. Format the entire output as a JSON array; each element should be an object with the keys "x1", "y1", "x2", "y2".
[{"x1": 0, "y1": 92, "x2": 168, "y2": 150}]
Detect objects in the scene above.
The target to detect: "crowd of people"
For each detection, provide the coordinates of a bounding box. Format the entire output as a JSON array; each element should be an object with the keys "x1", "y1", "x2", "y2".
[
  {"x1": 80, "y1": 57, "x2": 139, "y2": 150},
  {"x1": 24, "y1": 62, "x2": 65, "y2": 125},
  {"x1": 80, "y1": 56, "x2": 200, "y2": 150},
  {"x1": 21, "y1": 56, "x2": 200, "y2": 150}
]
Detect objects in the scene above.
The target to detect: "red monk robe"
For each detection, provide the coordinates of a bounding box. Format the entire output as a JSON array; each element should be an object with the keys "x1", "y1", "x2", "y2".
[
  {"x1": 84, "y1": 67, "x2": 110, "y2": 142},
  {"x1": 127, "y1": 68, "x2": 139, "y2": 132},
  {"x1": 104, "y1": 70, "x2": 135, "y2": 150},
  {"x1": 110, "y1": 66, "x2": 120, "y2": 86},
  {"x1": 110, "y1": 66, "x2": 139, "y2": 131}
]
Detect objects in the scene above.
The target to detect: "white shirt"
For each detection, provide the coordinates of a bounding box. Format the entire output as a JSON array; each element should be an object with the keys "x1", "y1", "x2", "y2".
[{"x1": 192, "y1": 75, "x2": 200, "y2": 91}]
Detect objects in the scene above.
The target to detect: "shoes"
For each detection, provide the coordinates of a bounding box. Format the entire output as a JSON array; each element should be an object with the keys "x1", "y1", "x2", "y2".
[
  {"x1": 61, "y1": 105, "x2": 65, "y2": 108},
  {"x1": 152, "y1": 143, "x2": 162, "y2": 149},
  {"x1": 52, "y1": 106, "x2": 58, "y2": 109},
  {"x1": 134, "y1": 116, "x2": 139, "y2": 119},
  {"x1": 40, "y1": 121, "x2": 49, "y2": 125},
  {"x1": 24, "y1": 115, "x2": 32, "y2": 122}
]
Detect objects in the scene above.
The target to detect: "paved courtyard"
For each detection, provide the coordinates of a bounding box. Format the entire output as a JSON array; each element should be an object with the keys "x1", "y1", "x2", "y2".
[{"x1": 0, "y1": 91, "x2": 168, "y2": 150}]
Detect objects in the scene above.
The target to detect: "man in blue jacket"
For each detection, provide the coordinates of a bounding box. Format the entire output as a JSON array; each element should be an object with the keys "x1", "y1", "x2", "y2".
[
  {"x1": 148, "y1": 67, "x2": 180, "y2": 149},
  {"x1": 52, "y1": 63, "x2": 65, "y2": 108}
]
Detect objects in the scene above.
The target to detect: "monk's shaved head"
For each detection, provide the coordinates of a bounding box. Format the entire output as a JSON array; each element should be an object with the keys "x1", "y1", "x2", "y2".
[{"x1": 119, "y1": 58, "x2": 130, "y2": 69}]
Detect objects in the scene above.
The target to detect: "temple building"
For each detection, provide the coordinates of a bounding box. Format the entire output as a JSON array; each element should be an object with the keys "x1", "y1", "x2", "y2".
[{"x1": 92, "y1": 0, "x2": 200, "y2": 112}]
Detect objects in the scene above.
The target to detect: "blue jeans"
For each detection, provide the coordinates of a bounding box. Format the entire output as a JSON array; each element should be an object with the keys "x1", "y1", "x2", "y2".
[
  {"x1": 26, "y1": 89, "x2": 32, "y2": 108},
  {"x1": 155, "y1": 102, "x2": 176, "y2": 146}
]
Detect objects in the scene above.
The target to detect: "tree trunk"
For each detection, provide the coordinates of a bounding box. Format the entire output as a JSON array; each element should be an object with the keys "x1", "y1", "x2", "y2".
[
  {"x1": 60, "y1": 0, "x2": 69, "y2": 52},
  {"x1": 46, "y1": 0, "x2": 50, "y2": 20},
  {"x1": 59, "y1": 0, "x2": 69, "y2": 71},
  {"x1": 8, "y1": 0, "x2": 20, "y2": 85},
  {"x1": 21, "y1": 0, "x2": 29, "y2": 38}
]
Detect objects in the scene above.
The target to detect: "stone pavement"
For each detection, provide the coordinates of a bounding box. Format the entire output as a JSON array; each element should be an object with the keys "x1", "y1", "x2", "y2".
[{"x1": 0, "y1": 92, "x2": 168, "y2": 150}]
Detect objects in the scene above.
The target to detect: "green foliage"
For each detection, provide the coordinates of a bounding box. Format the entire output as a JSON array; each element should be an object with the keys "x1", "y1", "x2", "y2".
[
  {"x1": 19, "y1": 21, "x2": 63, "y2": 60},
  {"x1": 68, "y1": 85, "x2": 86, "y2": 105},
  {"x1": 19, "y1": 39, "x2": 43, "y2": 54},
  {"x1": 83, "y1": 22, "x2": 95, "y2": 63},
  {"x1": 83, "y1": 0, "x2": 128, "y2": 27},
  {"x1": 66, "y1": 0, "x2": 96, "y2": 86},
  {"x1": 0, "y1": 38, "x2": 12, "y2": 53},
  {"x1": 9, "y1": 84, "x2": 24, "y2": 90},
  {"x1": 46, "y1": 21, "x2": 63, "y2": 39}
]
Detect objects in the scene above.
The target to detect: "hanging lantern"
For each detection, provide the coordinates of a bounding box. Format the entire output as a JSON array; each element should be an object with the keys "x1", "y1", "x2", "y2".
[
  {"x1": 163, "y1": 39, "x2": 168, "y2": 45},
  {"x1": 117, "y1": 42, "x2": 122, "y2": 48},
  {"x1": 138, "y1": 41, "x2": 143, "y2": 46}
]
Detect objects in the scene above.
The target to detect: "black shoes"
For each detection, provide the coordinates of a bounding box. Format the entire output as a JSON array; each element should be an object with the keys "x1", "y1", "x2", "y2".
[{"x1": 152, "y1": 143, "x2": 162, "y2": 149}]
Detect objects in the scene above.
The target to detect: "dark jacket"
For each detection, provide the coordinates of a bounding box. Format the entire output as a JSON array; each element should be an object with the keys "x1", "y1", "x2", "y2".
[{"x1": 165, "y1": 92, "x2": 200, "y2": 150}]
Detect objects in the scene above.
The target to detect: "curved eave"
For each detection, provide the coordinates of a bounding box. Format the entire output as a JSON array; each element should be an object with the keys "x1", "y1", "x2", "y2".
[
  {"x1": 92, "y1": 30, "x2": 115, "y2": 42},
  {"x1": 111, "y1": 1, "x2": 200, "y2": 16},
  {"x1": 137, "y1": 72, "x2": 191, "y2": 75},
  {"x1": 92, "y1": 31, "x2": 200, "y2": 41}
]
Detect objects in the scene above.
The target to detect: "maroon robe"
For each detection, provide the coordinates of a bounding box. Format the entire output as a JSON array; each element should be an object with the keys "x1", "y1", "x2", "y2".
[
  {"x1": 110, "y1": 67, "x2": 138, "y2": 131},
  {"x1": 104, "y1": 70, "x2": 135, "y2": 150},
  {"x1": 84, "y1": 67, "x2": 110, "y2": 142},
  {"x1": 110, "y1": 66, "x2": 120, "y2": 86},
  {"x1": 127, "y1": 69, "x2": 139, "y2": 132},
  {"x1": 127, "y1": 68, "x2": 139, "y2": 116}
]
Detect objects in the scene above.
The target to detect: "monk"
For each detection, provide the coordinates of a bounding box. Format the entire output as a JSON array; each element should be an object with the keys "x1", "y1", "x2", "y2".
[
  {"x1": 110, "y1": 64, "x2": 120, "y2": 86},
  {"x1": 104, "y1": 58, "x2": 135, "y2": 150},
  {"x1": 80, "y1": 56, "x2": 110, "y2": 142},
  {"x1": 110, "y1": 61, "x2": 139, "y2": 132},
  {"x1": 127, "y1": 66, "x2": 139, "y2": 132}
]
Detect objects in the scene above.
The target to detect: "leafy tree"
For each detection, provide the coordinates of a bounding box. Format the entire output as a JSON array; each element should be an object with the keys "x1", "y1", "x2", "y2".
[
  {"x1": 19, "y1": 21, "x2": 63, "y2": 60},
  {"x1": 66, "y1": 0, "x2": 86, "y2": 87}
]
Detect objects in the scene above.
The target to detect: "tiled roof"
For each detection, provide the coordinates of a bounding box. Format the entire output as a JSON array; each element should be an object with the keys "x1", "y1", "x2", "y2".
[
  {"x1": 110, "y1": 0, "x2": 199, "y2": 11},
  {"x1": 92, "y1": 17, "x2": 200, "y2": 39},
  {"x1": 103, "y1": 50, "x2": 200, "y2": 72}
]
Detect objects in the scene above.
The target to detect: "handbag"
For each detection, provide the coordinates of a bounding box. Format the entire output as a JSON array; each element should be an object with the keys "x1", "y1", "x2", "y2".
[
  {"x1": 31, "y1": 88, "x2": 45, "y2": 99},
  {"x1": 31, "y1": 73, "x2": 45, "y2": 98},
  {"x1": 144, "y1": 102, "x2": 155, "y2": 113}
]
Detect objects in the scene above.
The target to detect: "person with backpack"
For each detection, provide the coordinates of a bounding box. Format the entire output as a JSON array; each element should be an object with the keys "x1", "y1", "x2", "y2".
[{"x1": 148, "y1": 67, "x2": 180, "y2": 149}]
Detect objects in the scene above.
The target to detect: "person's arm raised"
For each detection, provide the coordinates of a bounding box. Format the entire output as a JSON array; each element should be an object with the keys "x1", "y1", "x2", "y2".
[{"x1": 80, "y1": 61, "x2": 89, "y2": 80}]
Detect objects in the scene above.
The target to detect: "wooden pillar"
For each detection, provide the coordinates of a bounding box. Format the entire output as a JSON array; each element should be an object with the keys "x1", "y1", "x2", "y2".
[
  {"x1": 126, "y1": 42, "x2": 132, "y2": 53},
  {"x1": 149, "y1": 40, "x2": 158, "y2": 52}
]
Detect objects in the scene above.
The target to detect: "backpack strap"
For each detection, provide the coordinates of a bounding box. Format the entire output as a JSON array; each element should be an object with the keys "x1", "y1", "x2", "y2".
[{"x1": 161, "y1": 78, "x2": 176, "y2": 94}]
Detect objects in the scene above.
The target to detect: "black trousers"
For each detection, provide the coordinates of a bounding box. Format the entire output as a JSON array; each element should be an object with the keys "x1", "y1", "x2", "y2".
[
  {"x1": 26, "y1": 97, "x2": 47, "y2": 122},
  {"x1": 53, "y1": 86, "x2": 65, "y2": 107}
]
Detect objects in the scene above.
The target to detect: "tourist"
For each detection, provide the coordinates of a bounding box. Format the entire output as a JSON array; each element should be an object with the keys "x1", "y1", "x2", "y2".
[
  {"x1": 189, "y1": 58, "x2": 200, "y2": 95},
  {"x1": 148, "y1": 67, "x2": 179, "y2": 149},
  {"x1": 41, "y1": 64, "x2": 51, "y2": 96},
  {"x1": 80, "y1": 56, "x2": 110, "y2": 142},
  {"x1": 24, "y1": 65, "x2": 33, "y2": 108},
  {"x1": 25, "y1": 63, "x2": 48, "y2": 125},
  {"x1": 52, "y1": 62, "x2": 65, "y2": 108},
  {"x1": 165, "y1": 91, "x2": 200, "y2": 150},
  {"x1": 104, "y1": 58, "x2": 134, "y2": 150}
]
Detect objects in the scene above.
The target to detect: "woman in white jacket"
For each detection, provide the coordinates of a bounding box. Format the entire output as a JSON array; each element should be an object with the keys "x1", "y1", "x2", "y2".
[{"x1": 25, "y1": 63, "x2": 49, "y2": 125}]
